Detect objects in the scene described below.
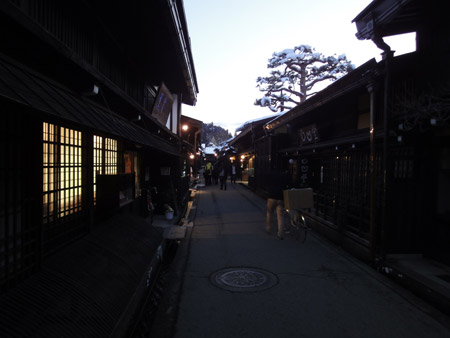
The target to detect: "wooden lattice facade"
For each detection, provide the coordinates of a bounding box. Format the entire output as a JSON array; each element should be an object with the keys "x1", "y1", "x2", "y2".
[{"x1": 0, "y1": 0, "x2": 198, "y2": 299}]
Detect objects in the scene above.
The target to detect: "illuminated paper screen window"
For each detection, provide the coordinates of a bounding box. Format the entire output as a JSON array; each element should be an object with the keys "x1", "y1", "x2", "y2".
[
  {"x1": 93, "y1": 135, "x2": 103, "y2": 203},
  {"x1": 93, "y1": 135, "x2": 117, "y2": 204},
  {"x1": 105, "y1": 138, "x2": 118, "y2": 175},
  {"x1": 43, "y1": 123, "x2": 82, "y2": 222}
]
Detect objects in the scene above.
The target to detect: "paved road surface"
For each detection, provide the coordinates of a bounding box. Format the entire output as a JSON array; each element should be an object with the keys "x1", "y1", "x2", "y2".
[{"x1": 170, "y1": 181, "x2": 450, "y2": 338}]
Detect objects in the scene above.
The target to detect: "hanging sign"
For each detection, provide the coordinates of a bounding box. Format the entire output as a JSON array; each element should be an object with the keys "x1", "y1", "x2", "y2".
[
  {"x1": 299, "y1": 157, "x2": 309, "y2": 186},
  {"x1": 160, "y1": 167, "x2": 171, "y2": 176},
  {"x1": 151, "y1": 82, "x2": 174, "y2": 125},
  {"x1": 299, "y1": 124, "x2": 320, "y2": 145}
]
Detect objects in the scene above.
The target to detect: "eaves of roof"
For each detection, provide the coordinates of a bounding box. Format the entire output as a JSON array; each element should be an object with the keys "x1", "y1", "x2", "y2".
[
  {"x1": 352, "y1": 0, "x2": 419, "y2": 40},
  {"x1": 230, "y1": 115, "x2": 277, "y2": 145},
  {"x1": 0, "y1": 54, "x2": 181, "y2": 156},
  {"x1": 277, "y1": 129, "x2": 385, "y2": 154},
  {"x1": 166, "y1": 0, "x2": 199, "y2": 105},
  {"x1": 229, "y1": 128, "x2": 252, "y2": 146}
]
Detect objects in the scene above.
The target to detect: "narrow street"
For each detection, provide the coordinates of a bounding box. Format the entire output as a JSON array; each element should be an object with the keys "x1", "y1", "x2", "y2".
[{"x1": 153, "y1": 180, "x2": 450, "y2": 338}]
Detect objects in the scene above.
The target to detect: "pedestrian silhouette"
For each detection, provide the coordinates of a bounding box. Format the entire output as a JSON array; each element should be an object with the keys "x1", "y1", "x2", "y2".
[{"x1": 266, "y1": 168, "x2": 290, "y2": 239}]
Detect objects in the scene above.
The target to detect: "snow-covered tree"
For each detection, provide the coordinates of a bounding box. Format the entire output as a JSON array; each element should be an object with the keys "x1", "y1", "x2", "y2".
[{"x1": 255, "y1": 44, "x2": 354, "y2": 112}]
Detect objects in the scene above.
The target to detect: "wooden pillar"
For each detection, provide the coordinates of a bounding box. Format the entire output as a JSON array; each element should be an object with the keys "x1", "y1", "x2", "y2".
[{"x1": 367, "y1": 82, "x2": 377, "y2": 263}]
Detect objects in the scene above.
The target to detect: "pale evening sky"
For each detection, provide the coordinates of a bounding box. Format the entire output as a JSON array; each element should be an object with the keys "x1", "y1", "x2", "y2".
[{"x1": 181, "y1": 0, "x2": 415, "y2": 135}]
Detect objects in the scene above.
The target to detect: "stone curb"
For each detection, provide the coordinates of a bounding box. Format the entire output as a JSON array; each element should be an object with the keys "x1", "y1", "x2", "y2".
[{"x1": 148, "y1": 185, "x2": 200, "y2": 338}]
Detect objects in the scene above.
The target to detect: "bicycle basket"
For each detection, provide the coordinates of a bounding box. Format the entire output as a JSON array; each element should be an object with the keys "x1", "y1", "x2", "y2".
[{"x1": 283, "y1": 188, "x2": 314, "y2": 210}]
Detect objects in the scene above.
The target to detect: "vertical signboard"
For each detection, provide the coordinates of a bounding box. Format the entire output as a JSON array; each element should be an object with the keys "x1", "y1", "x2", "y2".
[
  {"x1": 151, "y1": 82, "x2": 174, "y2": 126},
  {"x1": 299, "y1": 157, "x2": 309, "y2": 187}
]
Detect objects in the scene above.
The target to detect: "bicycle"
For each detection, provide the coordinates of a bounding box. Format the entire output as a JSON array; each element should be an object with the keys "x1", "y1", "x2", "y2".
[
  {"x1": 282, "y1": 208, "x2": 309, "y2": 242},
  {"x1": 282, "y1": 188, "x2": 314, "y2": 242}
]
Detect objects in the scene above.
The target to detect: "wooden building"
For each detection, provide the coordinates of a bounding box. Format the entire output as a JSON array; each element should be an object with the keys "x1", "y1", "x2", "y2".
[
  {"x1": 352, "y1": 0, "x2": 450, "y2": 266},
  {"x1": 0, "y1": 0, "x2": 198, "y2": 336},
  {"x1": 234, "y1": 0, "x2": 450, "y2": 266},
  {"x1": 230, "y1": 115, "x2": 280, "y2": 191},
  {"x1": 180, "y1": 115, "x2": 203, "y2": 177}
]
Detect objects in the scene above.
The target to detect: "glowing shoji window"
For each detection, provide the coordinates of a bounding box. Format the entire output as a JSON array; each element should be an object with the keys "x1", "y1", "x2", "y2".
[
  {"x1": 93, "y1": 135, "x2": 117, "y2": 203},
  {"x1": 43, "y1": 123, "x2": 83, "y2": 223},
  {"x1": 105, "y1": 138, "x2": 118, "y2": 175},
  {"x1": 93, "y1": 135, "x2": 103, "y2": 203}
]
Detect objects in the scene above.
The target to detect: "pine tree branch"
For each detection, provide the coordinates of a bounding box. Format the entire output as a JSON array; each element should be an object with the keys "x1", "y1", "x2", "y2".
[{"x1": 256, "y1": 44, "x2": 354, "y2": 112}]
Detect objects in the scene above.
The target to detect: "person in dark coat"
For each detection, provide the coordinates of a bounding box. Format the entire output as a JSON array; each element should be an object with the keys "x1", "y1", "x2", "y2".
[
  {"x1": 230, "y1": 162, "x2": 237, "y2": 183},
  {"x1": 218, "y1": 160, "x2": 229, "y2": 190},
  {"x1": 212, "y1": 161, "x2": 219, "y2": 185},
  {"x1": 266, "y1": 168, "x2": 290, "y2": 239}
]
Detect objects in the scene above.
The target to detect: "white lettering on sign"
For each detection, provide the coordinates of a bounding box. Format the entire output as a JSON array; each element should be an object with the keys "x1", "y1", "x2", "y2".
[
  {"x1": 300, "y1": 158, "x2": 309, "y2": 185},
  {"x1": 299, "y1": 125, "x2": 320, "y2": 145}
]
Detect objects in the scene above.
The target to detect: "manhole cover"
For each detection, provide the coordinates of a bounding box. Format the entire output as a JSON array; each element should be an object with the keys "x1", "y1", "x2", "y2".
[{"x1": 210, "y1": 267, "x2": 278, "y2": 292}]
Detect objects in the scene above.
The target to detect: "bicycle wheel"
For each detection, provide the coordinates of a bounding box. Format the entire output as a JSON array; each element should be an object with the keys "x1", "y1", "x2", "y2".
[
  {"x1": 290, "y1": 211, "x2": 308, "y2": 242},
  {"x1": 281, "y1": 209, "x2": 293, "y2": 237}
]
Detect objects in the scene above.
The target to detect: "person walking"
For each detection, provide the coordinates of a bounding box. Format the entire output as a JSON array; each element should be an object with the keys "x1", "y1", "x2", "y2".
[
  {"x1": 266, "y1": 168, "x2": 290, "y2": 239},
  {"x1": 230, "y1": 162, "x2": 237, "y2": 184},
  {"x1": 212, "y1": 162, "x2": 219, "y2": 185},
  {"x1": 204, "y1": 162, "x2": 213, "y2": 186},
  {"x1": 219, "y1": 161, "x2": 229, "y2": 190}
]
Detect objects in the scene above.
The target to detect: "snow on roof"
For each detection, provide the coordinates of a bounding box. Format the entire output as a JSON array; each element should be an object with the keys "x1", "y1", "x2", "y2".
[
  {"x1": 203, "y1": 146, "x2": 217, "y2": 155},
  {"x1": 236, "y1": 113, "x2": 283, "y2": 132}
]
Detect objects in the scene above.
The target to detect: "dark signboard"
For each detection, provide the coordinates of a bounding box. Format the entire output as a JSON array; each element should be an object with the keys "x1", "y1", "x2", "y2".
[
  {"x1": 299, "y1": 124, "x2": 320, "y2": 146},
  {"x1": 299, "y1": 157, "x2": 310, "y2": 186},
  {"x1": 151, "y1": 82, "x2": 174, "y2": 125}
]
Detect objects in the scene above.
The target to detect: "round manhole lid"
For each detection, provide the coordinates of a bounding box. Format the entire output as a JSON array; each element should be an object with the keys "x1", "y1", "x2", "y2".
[{"x1": 210, "y1": 267, "x2": 278, "y2": 292}]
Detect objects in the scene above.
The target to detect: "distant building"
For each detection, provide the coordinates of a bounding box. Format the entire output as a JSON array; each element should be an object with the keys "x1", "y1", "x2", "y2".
[
  {"x1": 230, "y1": 114, "x2": 280, "y2": 190},
  {"x1": 181, "y1": 115, "x2": 203, "y2": 175}
]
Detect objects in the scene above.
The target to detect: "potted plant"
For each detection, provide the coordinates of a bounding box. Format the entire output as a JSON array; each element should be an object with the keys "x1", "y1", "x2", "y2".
[{"x1": 164, "y1": 204, "x2": 174, "y2": 220}]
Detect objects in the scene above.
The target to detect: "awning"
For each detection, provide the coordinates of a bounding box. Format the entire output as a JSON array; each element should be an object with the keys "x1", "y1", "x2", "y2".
[
  {"x1": 277, "y1": 130, "x2": 385, "y2": 154},
  {"x1": 0, "y1": 54, "x2": 180, "y2": 156}
]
